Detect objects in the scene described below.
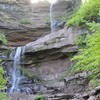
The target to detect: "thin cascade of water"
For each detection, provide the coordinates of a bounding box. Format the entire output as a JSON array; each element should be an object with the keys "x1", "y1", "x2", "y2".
[
  {"x1": 50, "y1": 3, "x2": 55, "y2": 33},
  {"x1": 9, "y1": 47, "x2": 22, "y2": 94},
  {"x1": 50, "y1": 0, "x2": 58, "y2": 33}
]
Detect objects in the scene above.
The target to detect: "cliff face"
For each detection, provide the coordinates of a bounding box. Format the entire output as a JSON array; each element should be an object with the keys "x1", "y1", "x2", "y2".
[
  {"x1": 24, "y1": 26, "x2": 86, "y2": 75},
  {"x1": 0, "y1": 0, "x2": 90, "y2": 98},
  {"x1": 0, "y1": 0, "x2": 81, "y2": 46},
  {"x1": 0, "y1": 0, "x2": 50, "y2": 46}
]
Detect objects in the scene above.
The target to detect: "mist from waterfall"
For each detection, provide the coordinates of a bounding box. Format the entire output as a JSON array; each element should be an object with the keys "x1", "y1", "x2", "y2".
[{"x1": 10, "y1": 47, "x2": 22, "y2": 94}]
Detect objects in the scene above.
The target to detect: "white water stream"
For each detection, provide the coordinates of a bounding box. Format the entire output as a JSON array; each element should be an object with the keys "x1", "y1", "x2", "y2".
[
  {"x1": 10, "y1": 47, "x2": 22, "y2": 94},
  {"x1": 50, "y1": 0, "x2": 57, "y2": 33}
]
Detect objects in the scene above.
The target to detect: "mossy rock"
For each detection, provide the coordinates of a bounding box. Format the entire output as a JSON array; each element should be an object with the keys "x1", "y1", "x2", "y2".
[
  {"x1": 0, "y1": 34, "x2": 8, "y2": 45},
  {"x1": 35, "y1": 95, "x2": 46, "y2": 100}
]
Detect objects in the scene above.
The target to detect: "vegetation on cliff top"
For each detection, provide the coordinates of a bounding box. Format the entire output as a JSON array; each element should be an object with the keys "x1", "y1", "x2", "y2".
[{"x1": 66, "y1": 0, "x2": 100, "y2": 26}]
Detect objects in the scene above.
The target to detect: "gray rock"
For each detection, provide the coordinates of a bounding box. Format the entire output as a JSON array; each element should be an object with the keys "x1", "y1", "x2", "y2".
[
  {"x1": 88, "y1": 96, "x2": 97, "y2": 100},
  {"x1": 25, "y1": 27, "x2": 80, "y2": 53},
  {"x1": 0, "y1": 0, "x2": 81, "y2": 46},
  {"x1": 64, "y1": 72, "x2": 89, "y2": 94},
  {"x1": 24, "y1": 27, "x2": 85, "y2": 61}
]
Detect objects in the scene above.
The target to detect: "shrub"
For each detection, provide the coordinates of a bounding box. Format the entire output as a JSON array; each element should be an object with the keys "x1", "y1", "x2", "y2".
[
  {"x1": 0, "y1": 93, "x2": 7, "y2": 100},
  {"x1": 0, "y1": 60, "x2": 7, "y2": 100},
  {"x1": 71, "y1": 22, "x2": 100, "y2": 87},
  {"x1": 66, "y1": 0, "x2": 100, "y2": 26}
]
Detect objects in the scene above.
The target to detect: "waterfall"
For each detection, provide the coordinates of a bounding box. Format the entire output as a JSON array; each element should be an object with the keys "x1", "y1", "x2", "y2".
[
  {"x1": 50, "y1": 3, "x2": 55, "y2": 33},
  {"x1": 9, "y1": 47, "x2": 22, "y2": 94},
  {"x1": 50, "y1": 0, "x2": 57, "y2": 33}
]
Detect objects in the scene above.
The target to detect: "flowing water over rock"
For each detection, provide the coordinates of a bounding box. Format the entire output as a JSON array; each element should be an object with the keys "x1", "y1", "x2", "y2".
[
  {"x1": 10, "y1": 47, "x2": 23, "y2": 93},
  {"x1": 50, "y1": 0, "x2": 58, "y2": 33},
  {"x1": 8, "y1": 46, "x2": 47, "y2": 94},
  {"x1": 50, "y1": 3, "x2": 55, "y2": 33}
]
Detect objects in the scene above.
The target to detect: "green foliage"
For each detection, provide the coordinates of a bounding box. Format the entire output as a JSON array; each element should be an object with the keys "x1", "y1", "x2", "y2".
[
  {"x1": 66, "y1": 0, "x2": 100, "y2": 26},
  {"x1": 0, "y1": 34, "x2": 8, "y2": 45},
  {"x1": 35, "y1": 95, "x2": 45, "y2": 100},
  {"x1": 43, "y1": 17, "x2": 50, "y2": 22},
  {"x1": 0, "y1": 67, "x2": 7, "y2": 89},
  {"x1": 0, "y1": 93, "x2": 7, "y2": 100},
  {"x1": 72, "y1": 22, "x2": 100, "y2": 87},
  {"x1": 89, "y1": 79, "x2": 100, "y2": 89},
  {"x1": 0, "y1": 60, "x2": 7, "y2": 100},
  {"x1": 19, "y1": 19, "x2": 32, "y2": 24},
  {"x1": 0, "y1": 34, "x2": 8, "y2": 100},
  {"x1": 76, "y1": 33, "x2": 87, "y2": 46}
]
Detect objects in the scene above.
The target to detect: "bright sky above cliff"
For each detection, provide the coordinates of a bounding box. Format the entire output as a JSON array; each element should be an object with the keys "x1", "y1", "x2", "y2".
[{"x1": 31, "y1": 0, "x2": 57, "y2": 4}]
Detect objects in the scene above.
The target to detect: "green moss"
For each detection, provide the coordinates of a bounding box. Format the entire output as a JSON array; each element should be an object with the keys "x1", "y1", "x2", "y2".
[
  {"x1": 0, "y1": 93, "x2": 7, "y2": 100},
  {"x1": 25, "y1": 73, "x2": 39, "y2": 79},
  {"x1": 43, "y1": 17, "x2": 50, "y2": 22},
  {"x1": 19, "y1": 19, "x2": 32, "y2": 24},
  {"x1": 0, "y1": 34, "x2": 8, "y2": 45},
  {"x1": 66, "y1": 0, "x2": 100, "y2": 26},
  {"x1": 35, "y1": 95, "x2": 46, "y2": 100},
  {"x1": 21, "y1": 67, "x2": 40, "y2": 79}
]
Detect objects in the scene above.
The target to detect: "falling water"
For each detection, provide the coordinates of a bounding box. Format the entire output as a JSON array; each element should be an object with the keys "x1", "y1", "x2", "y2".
[
  {"x1": 50, "y1": 3, "x2": 55, "y2": 33},
  {"x1": 10, "y1": 47, "x2": 22, "y2": 94},
  {"x1": 50, "y1": 0, "x2": 57, "y2": 33}
]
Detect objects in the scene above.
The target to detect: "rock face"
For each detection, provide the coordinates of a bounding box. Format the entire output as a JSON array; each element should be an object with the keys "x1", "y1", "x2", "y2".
[
  {"x1": 0, "y1": 0, "x2": 81, "y2": 46},
  {"x1": 64, "y1": 72, "x2": 89, "y2": 94},
  {"x1": 22, "y1": 27, "x2": 79, "y2": 78},
  {"x1": 9, "y1": 81, "x2": 100, "y2": 100},
  {"x1": 24, "y1": 27, "x2": 85, "y2": 62},
  {"x1": 0, "y1": 0, "x2": 50, "y2": 46},
  {"x1": 3, "y1": 26, "x2": 86, "y2": 95},
  {"x1": 0, "y1": 0, "x2": 89, "y2": 98},
  {"x1": 18, "y1": 26, "x2": 86, "y2": 95}
]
